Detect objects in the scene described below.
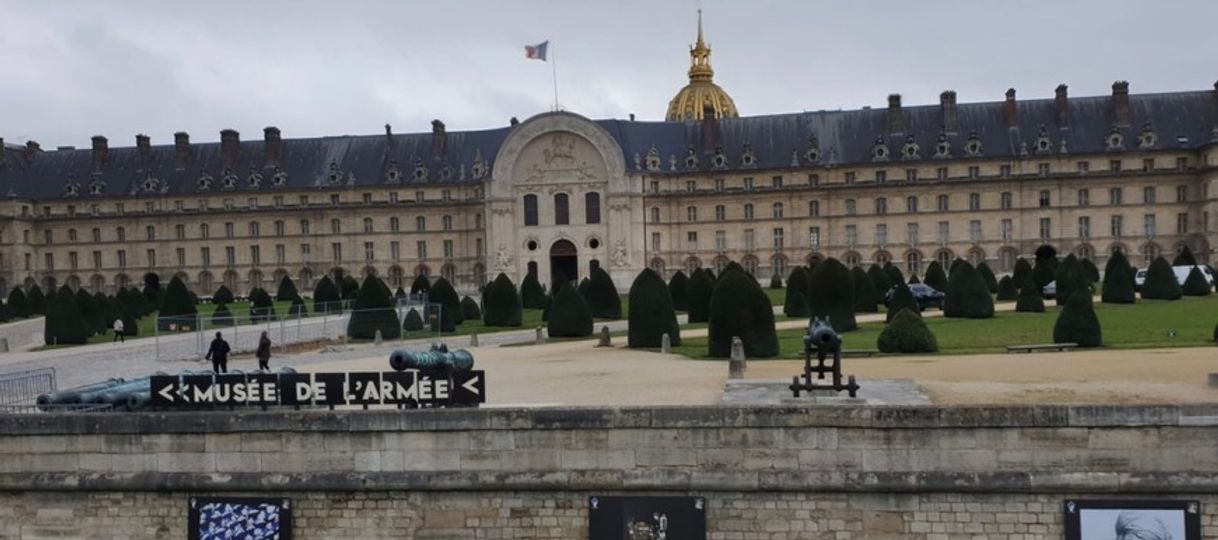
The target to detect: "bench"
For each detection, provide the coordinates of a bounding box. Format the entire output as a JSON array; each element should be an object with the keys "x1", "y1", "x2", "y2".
[
  {"x1": 841, "y1": 349, "x2": 880, "y2": 358},
  {"x1": 1005, "y1": 343, "x2": 1078, "y2": 353}
]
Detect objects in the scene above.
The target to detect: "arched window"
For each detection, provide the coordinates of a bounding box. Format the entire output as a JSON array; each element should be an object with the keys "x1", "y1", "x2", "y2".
[
  {"x1": 998, "y1": 248, "x2": 1017, "y2": 272},
  {"x1": 843, "y1": 252, "x2": 861, "y2": 268},
  {"x1": 936, "y1": 249, "x2": 953, "y2": 269},
  {"x1": 585, "y1": 192, "x2": 601, "y2": 224},
  {"x1": 905, "y1": 251, "x2": 923, "y2": 276},
  {"x1": 742, "y1": 256, "x2": 759, "y2": 276},
  {"x1": 554, "y1": 193, "x2": 569, "y2": 225},
  {"x1": 523, "y1": 194, "x2": 538, "y2": 226}
]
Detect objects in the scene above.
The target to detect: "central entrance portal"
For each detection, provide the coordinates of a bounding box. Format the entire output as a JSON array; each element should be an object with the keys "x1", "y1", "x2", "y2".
[{"x1": 549, "y1": 239, "x2": 578, "y2": 290}]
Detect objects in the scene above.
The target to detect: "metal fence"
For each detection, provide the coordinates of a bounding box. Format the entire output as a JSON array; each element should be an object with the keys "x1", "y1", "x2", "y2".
[
  {"x1": 0, "y1": 367, "x2": 56, "y2": 406},
  {"x1": 0, "y1": 403, "x2": 112, "y2": 415}
]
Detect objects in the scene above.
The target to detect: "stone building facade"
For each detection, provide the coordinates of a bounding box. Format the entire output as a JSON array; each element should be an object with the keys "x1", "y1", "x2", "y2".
[{"x1": 1, "y1": 21, "x2": 1217, "y2": 296}]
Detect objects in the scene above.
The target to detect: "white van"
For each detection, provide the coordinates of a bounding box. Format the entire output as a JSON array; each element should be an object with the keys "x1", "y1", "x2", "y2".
[{"x1": 1133, "y1": 265, "x2": 1214, "y2": 290}]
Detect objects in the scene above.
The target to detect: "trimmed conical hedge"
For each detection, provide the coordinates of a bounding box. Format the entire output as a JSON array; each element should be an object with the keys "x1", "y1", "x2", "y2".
[
  {"x1": 908, "y1": 274, "x2": 921, "y2": 284},
  {"x1": 142, "y1": 272, "x2": 163, "y2": 310},
  {"x1": 944, "y1": 262, "x2": 994, "y2": 318},
  {"x1": 1141, "y1": 256, "x2": 1182, "y2": 300},
  {"x1": 768, "y1": 274, "x2": 783, "y2": 289},
  {"x1": 346, "y1": 275, "x2": 401, "y2": 340},
  {"x1": 1101, "y1": 250, "x2": 1136, "y2": 303},
  {"x1": 1183, "y1": 266, "x2": 1211, "y2": 296},
  {"x1": 409, "y1": 274, "x2": 431, "y2": 296},
  {"x1": 996, "y1": 276, "x2": 1018, "y2": 301},
  {"x1": 428, "y1": 277, "x2": 462, "y2": 331},
  {"x1": 707, "y1": 267, "x2": 777, "y2": 358},
  {"x1": 886, "y1": 282, "x2": 920, "y2": 323},
  {"x1": 1053, "y1": 290, "x2": 1102, "y2": 347},
  {"x1": 949, "y1": 258, "x2": 966, "y2": 276},
  {"x1": 923, "y1": 261, "x2": 948, "y2": 292},
  {"x1": 1174, "y1": 246, "x2": 1197, "y2": 266},
  {"x1": 1053, "y1": 254, "x2": 1090, "y2": 307},
  {"x1": 483, "y1": 273, "x2": 523, "y2": 327},
  {"x1": 1032, "y1": 257, "x2": 1058, "y2": 288},
  {"x1": 159, "y1": 276, "x2": 198, "y2": 330},
  {"x1": 340, "y1": 275, "x2": 360, "y2": 302},
  {"x1": 249, "y1": 287, "x2": 275, "y2": 323},
  {"x1": 783, "y1": 266, "x2": 811, "y2": 317},
  {"x1": 276, "y1": 276, "x2": 299, "y2": 301},
  {"x1": 883, "y1": 263, "x2": 904, "y2": 290},
  {"x1": 1013, "y1": 258, "x2": 1033, "y2": 289},
  {"x1": 461, "y1": 296, "x2": 482, "y2": 320},
  {"x1": 627, "y1": 268, "x2": 680, "y2": 348},
  {"x1": 289, "y1": 295, "x2": 306, "y2": 318},
  {"x1": 1035, "y1": 244, "x2": 1058, "y2": 262},
  {"x1": 520, "y1": 269, "x2": 546, "y2": 309},
  {"x1": 117, "y1": 298, "x2": 138, "y2": 336},
  {"x1": 211, "y1": 303, "x2": 234, "y2": 326},
  {"x1": 394, "y1": 287, "x2": 407, "y2": 300},
  {"x1": 686, "y1": 268, "x2": 715, "y2": 323},
  {"x1": 668, "y1": 271, "x2": 689, "y2": 311},
  {"x1": 212, "y1": 285, "x2": 234, "y2": 305},
  {"x1": 977, "y1": 262, "x2": 999, "y2": 293},
  {"x1": 807, "y1": 258, "x2": 857, "y2": 331},
  {"x1": 1081, "y1": 258, "x2": 1100, "y2": 284},
  {"x1": 25, "y1": 285, "x2": 46, "y2": 316},
  {"x1": 403, "y1": 309, "x2": 424, "y2": 331},
  {"x1": 546, "y1": 282, "x2": 593, "y2": 337},
  {"x1": 1015, "y1": 279, "x2": 1045, "y2": 313},
  {"x1": 74, "y1": 288, "x2": 100, "y2": 335},
  {"x1": 584, "y1": 266, "x2": 621, "y2": 319},
  {"x1": 851, "y1": 266, "x2": 878, "y2": 313},
  {"x1": 6, "y1": 288, "x2": 27, "y2": 318},
  {"x1": 878, "y1": 308, "x2": 938, "y2": 353},
  {"x1": 312, "y1": 276, "x2": 342, "y2": 314},
  {"x1": 867, "y1": 265, "x2": 892, "y2": 299},
  {"x1": 45, "y1": 286, "x2": 87, "y2": 345}
]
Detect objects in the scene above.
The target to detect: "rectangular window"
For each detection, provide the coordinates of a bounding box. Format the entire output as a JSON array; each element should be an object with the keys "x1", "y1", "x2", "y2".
[
  {"x1": 1177, "y1": 213, "x2": 1189, "y2": 234},
  {"x1": 1038, "y1": 163, "x2": 1050, "y2": 176},
  {"x1": 414, "y1": 191, "x2": 424, "y2": 203},
  {"x1": 651, "y1": 232, "x2": 661, "y2": 252},
  {"x1": 772, "y1": 203, "x2": 784, "y2": 219},
  {"x1": 1000, "y1": 192, "x2": 1012, "y2": 210},
  {"x1": 69, "y1": 251, "x2": 78, "y2": 271},
  {"x1": 1078, "y1": 216, "x2": 1091, "y2": 239},
  {"x1": 441, "y1": 190, "x2": 451, "y2": 202},
  {"x1": 875, "y1": 170, "x2": 887, "y2": 183},
  {"x1": 1000, "y1": 165, "x2": 1011, "y2": 177},
  {"x1": 808, "y1": 200, "x2": 820, "y2": 217},
  {"x1": 773, "y1": 227, "x2": 785, "y2": 249},
  {"x1": 416, "y1": 241, "x2": 427, "y2": 259},
  {"x1": 874, "y1": 224, "x2": 886, "y2": 246},
  {"x1": 1177, "y1": 185, "x2": 1188, "y2": 203},
  {"x1": 247, "y1": 198, "x2": 258, "y2": 210},
  {"x1": 772, "y1": 175, "x2": 783, "y2": 189},
  {"x1": 1143, "y1": 186, "x2": 1156, "y2": 204},
  {"x1": 1111, "y1": 215, "x2": 1123, "y2": 238},
  {"x1": 1078, "y1": 189, "x2": 1090, "y2": 207},
  {"x1": 936, "y1": 195, "x2": 949, "y2": 212},
  {"x1": 92, "y1": 251, "x2": 102, "y2": 270},
  {"x1": 300, "y1": 244, "x2": 311, "y2": 263},
  {"x1": 1039, "y1": 218, "x2": 1051, "y2": 240},
  {"x1": 937, "y1": 222, "x2": 949, "y2": 244},
  {"x1": 1039, "y1": 190, "x2": 1051, "y2": 208},
  {"x1": 1177, "y1": 157, "x2": 1189, "y2": 170},
  {"x1": 714, "y1": 178, "x2": 724, "y2": 191},
  {"x1": 388, "y1": 192, "x2": 398, "y2": 204},
  {"x1": 906, "y1": 196, "x2": 918, "y2": 213},
  {"x1": 24, "y1": 253, "x2": 30, "y2": 271},
  {"x1": 743, "y1": 204, "x2": 754, "y2": 220},
  {"x1": 649, "y1": 181, "x2": 659, "y2": 194},
  {"x1": 1143, "y1": 158, "x2": 1155, "y2": 172},
  {"x1": 92, "y1": 228, "x2": 101, "y2": 243},
  {"x1": 364, "y1": 242, "x2": 375, "y2": 262},
  {"x1": 1109, "y1": 188, "x2": 1123, "y2": 205},
  {"x1": 845, "y1": 225, "x2": 857, "y2": 247},
  {"x1": 743, "y1": 177, "x2": 754, "y2": 190},
  {"x1": 968, "y1": 166, "x2": 979, "y2": 179},
  {"x1": 390, "y1": 241, "x2": 400, "y2": 261},
  {"x1": 43, "y1": 253, "x2": 53, "y2": 271},
  {"x1": 809, "y1": 227, "x2": 820, "y2": 248},
  {"x1": 274, "y1": 195, "x2": 284, "y2": 208},
  {"x1": 330, "y1": 194, "x2": 340, "y2": 206},
  {"x1": 715, "y1": 230, "x2": 727, "y2": 252},
  {"x1": 362, "y1": 193, "x2": 373, "y2": 204},
  {"x1": 714, "y1": 205, "x2": 725, "y2": 221},
  {"x1": 1144, "y1": 214, "x2": 1157, "y2": 237},
  {"x1": 1077, "y1": 161, "x2": 1090, "y2": 173},
  {"x1": 969, "y1": 193, "x2": 981, "y2": 211},
  {"x1": 225, "y1": 246, "x2": 235, "y2": 266},
  {"x1": 443, "y1": 215, "x2": 453, "y2": 231},
  {"x1": 43, "y1": 230, "x2": 52, "y2": 245},
  {"x1": 443, "y1": 240, "x2": 453, "y2": 258},
  {"x1": 275, "y1": 244, "x2": 285, "y2": 265},
  {"x1": 906, "y1": 223, "x2": 918, "y2": 245},
  {"x1": 299, "y1": 195, "x2": 309, "y2": 206},
  {"x1": 145, "y1": 249, "x2": 155, "y2": 268},
  {"x1": 874, "y1": 198, "x2": 887, "y2": 215},
  {"x1": 969, "y1": 220, "x2": 981, "y2": 243},
  {"x1": 201, "y1": 247, "x2": 210, "y2": 268},
  {"x1": 686, "y1": 206, "x2": 697, "y2": 222},
  {"x1": 174, "y1": 248, "x2": 184, "y2": 268},
  {"x1": 175, "y1": 224, "x2": 185, "y2": 240},
  {"x1": 224, "y1": 222, "x2": 234, "y2": 238},
  {"x1": 807, "y1": 173, "x2": 819, "y2": 186},
  {"x1": 1110, "y1": 160, "x2": 1122, "y2": 173},
  {"x1": 1001, "y1": 219, "x2": 1013, "y2": 242},
  {"x1": 685, "y1": 180, "x2": 696, "y2": 193},
  {"x1": 332, "y1": 243, "x2": 343, "y2": 262},
  {"x1": 117, "y1": 250, "x2": 126, "y2": 269},
  {"x1": 416, "y1": 216, "x2": 426, "y2": 232},
  {"x1": 845, "y1": 199, "x2": 857, "y2": 216},
  {"x1": 844, "y1": 172, "x2": 856, "y2": 184},
  {"x1": 906, "y1": 169, "x2": 918, "y2": 182},
  {"x1": 936, "y1": 167, "x2": 947, "y2": 181},
  {"x1": 686, "y1": 231, "x2": 698, "y2": 250},
  {"x1": 743, "y1": 229, "x2": 754, "y2": 251}
]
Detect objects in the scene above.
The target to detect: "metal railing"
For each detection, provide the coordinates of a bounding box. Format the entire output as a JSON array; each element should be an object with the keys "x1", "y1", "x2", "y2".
[
  {"x1": 0, "y1": 367, "x2": 56, "y2": 406},
  {"x1": 0, "y1": 403, "x2": 112, "y2": 415}
]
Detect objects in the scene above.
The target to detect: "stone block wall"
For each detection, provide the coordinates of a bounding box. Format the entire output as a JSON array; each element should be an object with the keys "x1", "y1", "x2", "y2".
[{"x1": 1, "y1": 405, "x2": 1217, "y2": 539}]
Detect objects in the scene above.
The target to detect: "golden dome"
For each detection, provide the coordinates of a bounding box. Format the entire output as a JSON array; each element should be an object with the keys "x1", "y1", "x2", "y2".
[{"x1": 665, "y1": 10, "x2": 739, "y2": 122}]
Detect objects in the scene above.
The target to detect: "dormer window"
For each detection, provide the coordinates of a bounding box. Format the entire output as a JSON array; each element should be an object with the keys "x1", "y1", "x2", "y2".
[
  {"x1": 412, "y1": 159, "x2": 428, "y2": 181},
  {"x1": 645, "y1": 146, "x2": 661, "y2": 171},
  {"x1": 247, "y1": 167, "x2": 263, "y2": 188},
  {"x1": 684, "y1": 147, "x2": 698, "y2": 170},
  {"x1": 804, "y1": 134, "x2": 821, "y2": 164},
  {"x1": 221, "y1": 169, "x2": 238, "y2": 190},
  {"x1": 964, "y1": 132, "x2": 983, "y2": 157},
  {"x1": 1106, "y1": 128, "x2": 1125, "y2": 151},
  {"x1": 901, "y1": 137, "x2": 920, "y2": 160},
  {"x1": 385, "y1": 160, "x2": 402, "y2": 184},
  {"x1": 740, "y1": 143, "x2": 755, "y2": 167},
  {"x1": 271, "y1": 168, "x2": 288, "y2": 187},
  {"x1": 871, "y1": 137, "x2": 890, "y2": 162},
  {"x1": 711, "y1": 147, "x2": 727, "y2": 169},
  {"x1": 197, "y1": 172, "x2": 213, "y2": 191},
  {"x1": 1139, "y1": 124, "x2": 1158, "y2": 149},
  {"x1": 440, "y1": 166, "x2": 454, "y2": 181}
]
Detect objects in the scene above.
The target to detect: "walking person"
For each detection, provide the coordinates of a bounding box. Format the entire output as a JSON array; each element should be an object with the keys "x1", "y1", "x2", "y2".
[
  {"x1": 256, "y1": 331, "x2": 272, "y2": 371},
  {"x1": 205, "y1": 331, "x2": 231, "y2": 374},
  {"x1": 112, "y1": 318, "x2": 124, "y2": 343}
]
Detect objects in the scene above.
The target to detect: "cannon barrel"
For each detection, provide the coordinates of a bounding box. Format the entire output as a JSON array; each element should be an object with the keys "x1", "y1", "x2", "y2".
[
  {"x1": 89, "y1": 377, "x2": 157, "y2": 407},
  {"x1": 389, "y1": 349, "x2": 474, "y2": 372},
  {"x1": 804, "y1": 319, "x2": 842, "y2": 348},
  {"x1": 36, "y1": 378, "x2": 126, "y2": 409}
]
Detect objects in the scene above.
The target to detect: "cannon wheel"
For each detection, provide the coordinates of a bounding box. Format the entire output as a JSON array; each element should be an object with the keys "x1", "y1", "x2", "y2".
[{"x1": 847, "y1": 375, "x2": 858, "y2": 398}]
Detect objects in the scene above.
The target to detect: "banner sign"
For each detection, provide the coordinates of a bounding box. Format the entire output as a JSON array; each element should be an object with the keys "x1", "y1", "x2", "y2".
[
  {"x1": 149, "y1": 370, "x2": 485, "y2": 409},
  {"x1": 589, "y1": 496, "x2": 706, "y2": 540}
]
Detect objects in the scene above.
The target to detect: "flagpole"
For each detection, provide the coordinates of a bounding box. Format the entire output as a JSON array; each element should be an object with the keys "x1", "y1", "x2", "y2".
[{"x1": 550, "y1": 42, "x2": 560, "y2": 111}]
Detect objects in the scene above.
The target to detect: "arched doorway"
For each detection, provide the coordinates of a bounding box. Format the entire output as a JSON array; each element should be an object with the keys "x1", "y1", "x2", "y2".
[{"x1": 549, "y1": 239, "x2": 578, "y2": 289}]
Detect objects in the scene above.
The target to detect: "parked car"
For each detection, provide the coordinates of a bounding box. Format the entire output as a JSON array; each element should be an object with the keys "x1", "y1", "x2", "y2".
[
  {"x1": 1042, "y1": 281, "x2": 1056, "y2": 299},
  {"x1": 1133, "y1": 265, "x2": 1214, "y2": 291},
  {"x1": 883, "y1": 283, "x2": 945, "y2": 310}
]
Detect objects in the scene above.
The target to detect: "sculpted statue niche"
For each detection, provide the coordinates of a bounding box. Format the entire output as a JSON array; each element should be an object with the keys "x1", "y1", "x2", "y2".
[{"x1": 516, "y1": 132, "x2": 604, "y2": 184}]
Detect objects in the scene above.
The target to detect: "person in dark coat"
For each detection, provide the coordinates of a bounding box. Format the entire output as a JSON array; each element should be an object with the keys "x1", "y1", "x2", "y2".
[
  {"x1": 205, "y1": 331, "x2": 231, "y2": 374},
  {"x1": 256, "y1": 331, "x2": 272, "y2": 371}
]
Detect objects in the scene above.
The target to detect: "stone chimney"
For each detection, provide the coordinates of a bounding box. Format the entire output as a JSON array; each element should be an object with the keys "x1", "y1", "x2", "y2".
[
  {"x1": 431, "y1": 119, "x2": 447, "y2": 158},
  {"x1": 939, "y1": 91, "x2": 957, "y2": 134},
  {"x1": 263, "y1": 126, "x2": 282, "y2": 167},
  {"x1": 1054, "y1": 84, "x2": 1069, "y2": 128},
  {"x1": 1003, "y1": 88, "x2": 1018, "y2": 127},
  {"x1": 24, "y1": 141, "x2": 40, "y2": 162},
  {"x1": 220, "y1": 129, "x2": 240, "y2": 170},
  {"x1": 135, "y1": 134, "x2": 151, "y2": 168},
  {"x1": 174, "y1": 132, "x2": 191, "y2": 168},
  {"x1": 91, "y1": 135, "x2": 109, "y2": 171},
  {"x1": 700, "y1": 103, "x2": 720, "y2": 151},
  {"x1": 1111, "y1": 81, "x2": 1130, "y2": 127},
  {"x1": 887, "y1": 94, "x2": 904, "y2": 134},
  {"x1": 509, "y1": 117, "x2": 519, "y2": 126}
]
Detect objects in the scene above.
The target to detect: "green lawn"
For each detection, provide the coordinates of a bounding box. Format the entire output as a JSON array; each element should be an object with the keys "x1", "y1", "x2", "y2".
[{"x1": 674, "y1": 295, "x2": 1218, "y2": 359}]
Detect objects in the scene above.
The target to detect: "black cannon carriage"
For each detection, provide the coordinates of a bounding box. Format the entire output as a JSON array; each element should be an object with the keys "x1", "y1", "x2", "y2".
[{"x1": 789, "y1": 317, "x2": 860, "y2": 398}]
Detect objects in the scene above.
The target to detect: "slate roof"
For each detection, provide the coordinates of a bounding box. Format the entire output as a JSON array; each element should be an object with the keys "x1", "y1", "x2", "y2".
[{"x1": 2, "y1": 88, "x2": 1216, "y2": 200}]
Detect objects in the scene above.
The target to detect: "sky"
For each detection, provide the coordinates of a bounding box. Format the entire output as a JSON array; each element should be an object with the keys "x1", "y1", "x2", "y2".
[{"x1": 3, "y1": 0, "x2": 1217, "y2": 148}]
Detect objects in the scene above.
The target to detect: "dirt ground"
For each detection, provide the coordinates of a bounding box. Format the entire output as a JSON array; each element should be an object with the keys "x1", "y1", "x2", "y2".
[{"x1": 298, "y1": 336, "x2": 1218, "y2": 406}]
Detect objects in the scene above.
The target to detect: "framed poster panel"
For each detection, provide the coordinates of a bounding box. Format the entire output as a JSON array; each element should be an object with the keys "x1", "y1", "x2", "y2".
[
  {"x1": 589, "y1": 496, "x2": 705, "y2": 540},
  {"x1": 1063, "y1": 499, "x2": 1199, "y2": 540},
  {"x1": 188, "y1": 496, "x2": 293, "y2": 540}
]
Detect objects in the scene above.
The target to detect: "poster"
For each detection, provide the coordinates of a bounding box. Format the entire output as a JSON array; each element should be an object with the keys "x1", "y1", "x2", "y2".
[
  {"x1": 1064, "y1": 499, "x2": 1200, "y2": 540},
  {"x1": 589, "y1": 496, "x2": 705, "y2": 540},
  {"x1": 188, "y1": 496, "x2": 292, "y2": 540}
]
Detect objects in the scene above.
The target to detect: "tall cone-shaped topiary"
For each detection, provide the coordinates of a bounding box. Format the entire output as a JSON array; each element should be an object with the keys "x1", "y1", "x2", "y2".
[
  {"x1": 6, "y1": 287, "x2": 27, "y2": 318},
  {"x1": 347, "y1": 273, "x2": 401, "y2": 340},
  {"x1": 428, "y1": 277, "x2": 461, "y2": 331},
  {"x1": 1081, "y1": 258, "x2": 1100, "y2": 284},
  {"x1": 340, "y1": 275, "x2": 360, "y2": 302},
  {"x1": 1053, "y1": 290, "x2": 1101, "y2": 347},
  {"x1": 949, "y1": 258, "x2": 966, "y2": 276},
  {"x1": 807, "y1": 258, "x2": 857, "y2": 331},
  {"x1": 1141, "y1": 256, "x2": 1182, "y2": 300},
  {"x1": 1101, "y1": 250, "x2": 1136, "y2": 303},
  {"x1": 878, "y1": 308, "x2": 938, "y2": 353},
  {"x1": 74, "y1": 288, "x2": 100, "y2": 335},
  {"x1": 25, "y1": 285, "x2": 46, "y2": 316},
  {"x1": 289, "y1": 295, "x2": 306, "y2": 318},
  {"x1": 312, "y1": 276, "x2": 342, "y2": 314},
  {"x1": 158, "y1": 276, "x2": 198, "y2": 330},
  {"x1": 783, "y1": 266, "x2": 811, "y2": 317},
  {"x1": 908, "y1": 274, "x2": 921, "y2": 284},
  {"x1": 1033, "y1": 257, "x2": 1058, "y2": 288},
  {"x1": 883, "y1": 263, "x2": 904, "y2": 290},
  {"x1": 212, "y1": 285, "x2": 234, "y2": 305},
  {"x1": 686, "y1": 268, "x2": 715, "y2": 323},
  {"x1": 117, "y1": 297, "x2": 138, "y2": 336},
  {"x1": 886, "y1": 282, "x2": 920, "y2": 323},
  {"x1": 1012, "y1": 258, "x2": 1033, "y2": 289},
  {"x1": 403, "y1": 308, "x2": 424, "y2": 331},
  {"x1": 1173, "y1": 246, "x2": 1197, "y2": 266},
  {"x1": 546, "y1": 282, "x2": 593, "y2": 338},
  {"x1": 276, "y1": 276, "x2": 299, "y2": 301},
  {"x1": 977, "y1": 262, "x2": 999, "y2": 293},
  {"x1": 707, "y1": 267, "x2": 778, "y2": 358},
  {"x1": 520, "y1": 269, "x2": 546, "y2": 309},
  {"x1": 923, "y1": 261, "x2": 948, "y2": 292},
  {"x1": 867, "y1": 265, "x2": 892, "y2": 299},
  {"x1": 409, "y1": 273, "x2": 431, "y2": 296},
  {"x1": 91, "y1": 292, "x2": 113, "y2": 334},
  {"x1": 45, "y1": 286, "x2": 87, "y2": 345},
  {"x1": 1182, "y1": 266, "x2": 1211, "y2": 296},
  {"x1": 996, "y1": 276, "x2": 1019, "y2": 301},
  {"x1": 483, "y1": 273, "x2": 523, "y2": 327},
  {"x1": 627, "y1": 268, "x2": 680, "y2": 348},
  {"x1": 944, "y1": 262, "x2": 994, "y2": 318},
  {"x1": 584, "y1": 266, "x2": 622, "y2": 319},
  {"x1": 249, "y1": 287, "x2": 275, "y2": 323},
  {"x1": 1053, "y1": 254, "x2": 1090, "y2": 306},
  {"x1": 851, "y1": 266, "x2": 878, "y2": 313},
  {"x1": 211, "y1": 303, "x2": 234, "y2": 327},
  {"x1": 667, "y1": 271, "x2": 689, "y2": 311},
  {"x1": 461, "y1": 296, "x2": 482, "y2": 320},
  {"x1": 1015, "y1": 278, "x2": 1045, "y2": 313},
  {"x1": 769, "y1": 274, "x2": 783, "y2": 289}
]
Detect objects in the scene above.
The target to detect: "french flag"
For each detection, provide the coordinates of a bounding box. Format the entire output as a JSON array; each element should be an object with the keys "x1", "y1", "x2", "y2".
[{"x1": 524, "y1": 41, "x2": 549, "y2": 61}]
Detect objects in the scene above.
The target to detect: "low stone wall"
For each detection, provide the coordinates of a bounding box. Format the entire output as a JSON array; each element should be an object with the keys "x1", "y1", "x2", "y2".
[{"x1": 1, "y1": 404, "x2": 1217, "y2": 539}]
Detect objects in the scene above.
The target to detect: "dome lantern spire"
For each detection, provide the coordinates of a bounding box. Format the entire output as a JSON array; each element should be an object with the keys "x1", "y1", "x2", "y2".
[
  {"x1": 688, "y1": 9, "x2": 714, "y2": 83},
  {"x1": 665, "y1": 9, "x2": 739, "y2": 122}
]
